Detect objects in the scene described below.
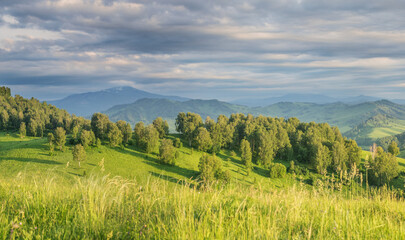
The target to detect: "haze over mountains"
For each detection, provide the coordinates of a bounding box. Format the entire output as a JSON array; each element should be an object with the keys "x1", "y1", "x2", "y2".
[
  {"x1": 105, "y1": 97, "x2": 405, "y2": 132},
  {"x1": 231, "y1": 94, "x2": 382, "y2": 107},
  {"x1": 49, "y1": 87, "x2": 189, "y2": 117},
  {"x1": 50, "y1": 86, "x2": 405, "y2": 116},
  {"x1": 49, "y1": 86, "x2": 405, "y2": 146}
]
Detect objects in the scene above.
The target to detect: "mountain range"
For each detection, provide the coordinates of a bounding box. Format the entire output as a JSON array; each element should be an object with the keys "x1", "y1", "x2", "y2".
[
  {"x1": 231, "y1": 94, "x2": 384, "y2": 107},
  {"x1": 104, "y1": 98, "x2": 405, "y2": 137},
  {"x1": 48, "y1": 86, "x2": 405, "y2": 146},
  {"x1": 49, "y1": 86, "x2": 405, "y2": 117},
  {"x1": 49, "y1": 86, "x2": 189, "y2": 117}
]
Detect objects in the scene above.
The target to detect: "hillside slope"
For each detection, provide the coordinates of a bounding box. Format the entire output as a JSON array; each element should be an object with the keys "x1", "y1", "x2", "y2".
[{"x1": 345, "y1": 114, "x2": 405, "y2": 146}]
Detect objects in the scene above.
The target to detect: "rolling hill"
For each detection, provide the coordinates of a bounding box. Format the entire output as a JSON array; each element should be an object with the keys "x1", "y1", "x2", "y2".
[
  {"x1": 345, "y1": 114, "x2": 405, "y2": 147},
  {"x1": 49, "y1": 86, "x2": 189, "y2": 117}
]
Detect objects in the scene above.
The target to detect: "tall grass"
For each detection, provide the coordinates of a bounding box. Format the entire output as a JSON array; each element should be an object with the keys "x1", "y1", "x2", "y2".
[{"x1": 1, "y1": 173, "x2": 405, "y2": 239}]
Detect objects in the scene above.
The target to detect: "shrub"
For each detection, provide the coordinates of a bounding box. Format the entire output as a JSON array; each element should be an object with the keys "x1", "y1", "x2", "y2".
[
  {"x1": 174, "y1": 138, "x2": 182, "y2": 148},
  {"x1": 198, "y1": 154, "x2": 229, "y2": 186},
  {"x1": 309, "y1": 174, "x2": 319, "y2": 186},
  {"x1": 269, "y1": 163, "x2": 286, "y2": 178},
  {"x1": 287, "y1": 161, "x2": 295, "y2": 173},
  {"x1": 288, "y1": 161, "x2": 309, "y2": 176}
]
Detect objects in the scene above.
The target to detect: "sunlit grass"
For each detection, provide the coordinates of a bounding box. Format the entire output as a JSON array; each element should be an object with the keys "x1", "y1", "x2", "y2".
[
  {"x1": 1, "y1": 173, "x2": 405, "y2": 239},
  {"x1": 2, "y1": 133, "x2": 405, "y2": 239}
]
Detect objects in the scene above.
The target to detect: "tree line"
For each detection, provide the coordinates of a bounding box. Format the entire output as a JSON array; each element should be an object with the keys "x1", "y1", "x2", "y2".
[{"x1": 175, "y1": 112, "x2": 399, "y2": 185}]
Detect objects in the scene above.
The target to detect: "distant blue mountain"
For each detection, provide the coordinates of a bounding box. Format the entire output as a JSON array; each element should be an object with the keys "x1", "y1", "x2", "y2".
[
  {"x1": 49, "y1": 86, "x2": 189, "y2": 117},
  {"x1": 231, "y1": 94, "x2": 382, "y2": 107},
  {"x1": 392, "y1": 99, "x2": 405, "y2": 105}
]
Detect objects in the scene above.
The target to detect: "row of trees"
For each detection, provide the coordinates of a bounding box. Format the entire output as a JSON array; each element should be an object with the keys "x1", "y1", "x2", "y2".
[{"x1": 175, "y1": 112, "x2": 363, "y2": 176}]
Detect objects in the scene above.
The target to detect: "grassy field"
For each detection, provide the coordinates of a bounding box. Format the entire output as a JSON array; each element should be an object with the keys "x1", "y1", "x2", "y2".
[
  {"x1": 2, "y1": 173, "x2": 405, "y2": 239},
  {"x1": 2, "y1": 132, "x2": 405, "y2": 239},
  {"x1": 0, "y1": 132, "x2": 296, "y2": 190}
]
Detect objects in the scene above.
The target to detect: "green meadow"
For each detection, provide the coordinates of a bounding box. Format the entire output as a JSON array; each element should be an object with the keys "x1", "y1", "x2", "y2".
[{"x1": 1, "y1": 132, "x2": 405, "y2": 239}]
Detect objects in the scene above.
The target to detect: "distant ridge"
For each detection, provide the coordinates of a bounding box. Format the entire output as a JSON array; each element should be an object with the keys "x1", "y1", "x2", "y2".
[
  {"x1": 231, "y1": 94, "x2": 382, "y2": 107},
  {"x1": 105, "y1": 98, "x2": 250, "y2": 127},
  {"x1": 49, "y1": 86, "x2": 189, "y2": 117}
]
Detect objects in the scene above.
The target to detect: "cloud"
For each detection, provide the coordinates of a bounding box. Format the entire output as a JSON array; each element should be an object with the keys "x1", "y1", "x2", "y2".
[{"x1": 0, "y1": 0, "x2": 405, "y2": 100}]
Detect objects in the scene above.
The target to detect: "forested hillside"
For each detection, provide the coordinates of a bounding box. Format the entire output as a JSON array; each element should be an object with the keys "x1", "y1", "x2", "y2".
[
  {"x1": 377, "y1": 131, "x2": 405, "y2": 153},
  {"x1": 0, "y1": 87, "x2": 81, "y2": 137}
]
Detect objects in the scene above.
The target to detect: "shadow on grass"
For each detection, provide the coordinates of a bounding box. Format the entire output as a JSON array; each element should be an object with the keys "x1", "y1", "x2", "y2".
[
  {"x1": 115, "y1": 147, "x2": 199, "y2": 180},
  {"x1": 216, "y1": 152, "x2": 242, "y2": 167},
  {"x1": 67, "y1": 171, "x2": 83, "y2": 177},
  {"x1": 253, "y1": 166, "x2": 269, "y2": 178},
  {"x1": 1, "y1": 157, "x2": 61, "y2": 165},
  {"x1": 143, "y1": 160, "x2": 199, "y2": 180},
  {"x1": 0, "y1": 140, "x2": 46, "y2": 151},
  {"x1": 149, "y1": 171, "x2": 196, "y2": 188},
  {"x1": 398, "y1": 161, "x2": 405, "y2": 168}
]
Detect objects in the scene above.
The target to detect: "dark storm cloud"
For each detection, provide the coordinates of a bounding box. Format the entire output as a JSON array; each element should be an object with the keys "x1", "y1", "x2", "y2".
[{"x1": 1, "y1": 0, "x2": 405, "y2": 100}]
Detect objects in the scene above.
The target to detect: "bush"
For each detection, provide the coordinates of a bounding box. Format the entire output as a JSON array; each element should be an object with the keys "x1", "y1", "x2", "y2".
[
  {"x1": 309, "y1": 174, "x2": 319, "y2": 186},
  {"x1": 198, "y1": 154, "x2": 230, "y2": 186},
  {"x1": 287, "y1": 161, "x2": 295, "y2": 173},
  {"x1": 288, "y1": 161, "x2": 309, "y2": 176},
  {"x1": 174, "y1": 138, "x2": 182, "y2": 148},
  {"x1": 269, "y1": 163, "x2": 286, "y2": 178}
]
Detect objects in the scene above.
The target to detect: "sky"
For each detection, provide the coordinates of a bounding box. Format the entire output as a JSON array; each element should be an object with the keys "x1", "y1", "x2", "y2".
[{"x1": 1, "y1": 0, "x2": 405, "y2": 101}]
